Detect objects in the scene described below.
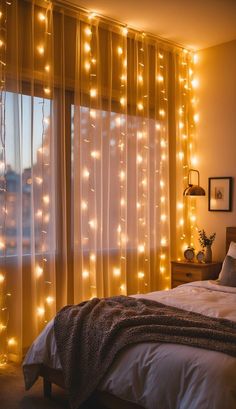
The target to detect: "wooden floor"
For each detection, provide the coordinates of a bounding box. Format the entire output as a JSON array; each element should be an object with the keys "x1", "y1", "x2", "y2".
[{"x1": 0, "y1": 363, "x2": 104, "y2": 409}]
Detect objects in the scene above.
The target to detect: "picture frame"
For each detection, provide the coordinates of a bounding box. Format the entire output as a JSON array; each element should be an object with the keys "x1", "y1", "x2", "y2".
[{"x1": 208, "y1": 177, "x2": 233, "y2": 212}]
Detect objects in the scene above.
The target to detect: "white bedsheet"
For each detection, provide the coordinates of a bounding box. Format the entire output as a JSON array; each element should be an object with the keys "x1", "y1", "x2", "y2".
[{"x1": 23, "y1": 281, "x2": 236, "y2": 409}]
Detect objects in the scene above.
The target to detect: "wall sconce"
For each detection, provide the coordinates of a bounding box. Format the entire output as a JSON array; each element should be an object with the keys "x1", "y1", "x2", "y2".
[{"x1": 183, "y1": 169, "x2": 206, "y2": 196}]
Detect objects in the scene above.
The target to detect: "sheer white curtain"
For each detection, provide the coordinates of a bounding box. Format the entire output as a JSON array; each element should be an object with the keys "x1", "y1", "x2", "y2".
[
  {"x1": 0, "y1": 0, "x2": 197, "y2": 361},
  {"x1": 72, "y1": 22, "x2": 171, "y2": 302}
]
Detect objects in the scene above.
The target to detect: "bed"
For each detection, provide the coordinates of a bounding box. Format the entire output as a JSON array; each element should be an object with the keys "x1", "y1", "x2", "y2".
[{"x1": 23, "y1": 227, "x2": 236, "y2": 409}]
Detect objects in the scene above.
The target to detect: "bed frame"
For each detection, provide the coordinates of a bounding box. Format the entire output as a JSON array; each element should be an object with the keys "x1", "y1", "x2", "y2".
[{"x1": 39, "y1": 226, "x2": 236, "y2": 409}]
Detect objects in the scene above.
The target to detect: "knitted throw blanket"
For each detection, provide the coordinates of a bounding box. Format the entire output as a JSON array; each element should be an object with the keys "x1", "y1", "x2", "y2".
[{"x1": 54, "y1": 296, "x2": 236, "y2": 409}]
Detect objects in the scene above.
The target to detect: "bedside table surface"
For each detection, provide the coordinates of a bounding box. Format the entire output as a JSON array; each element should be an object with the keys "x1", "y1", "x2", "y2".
[{"x1": 171, "y1": 260, "x2": 222, "y2": 267}]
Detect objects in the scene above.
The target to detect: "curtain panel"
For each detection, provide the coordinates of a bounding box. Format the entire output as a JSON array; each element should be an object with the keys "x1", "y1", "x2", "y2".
[{"x1": 0, "y1": 0, "x2": 197, "y2": 361}]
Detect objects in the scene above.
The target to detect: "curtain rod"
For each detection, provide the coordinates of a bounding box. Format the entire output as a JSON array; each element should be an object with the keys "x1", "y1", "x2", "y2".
[{"x1": 34, "y1": 0, "x2": 192, "y2": 52}]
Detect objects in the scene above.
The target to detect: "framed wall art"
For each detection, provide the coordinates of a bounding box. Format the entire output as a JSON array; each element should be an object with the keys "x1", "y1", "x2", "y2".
[{"x1": 208, "y1": 177, "x2": 233, "y2": 212}]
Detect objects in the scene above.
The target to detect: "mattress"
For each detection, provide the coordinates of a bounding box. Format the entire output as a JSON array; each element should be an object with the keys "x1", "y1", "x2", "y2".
[{"x1": 23, "y1": 281, "x2": 236, "y2": 409}]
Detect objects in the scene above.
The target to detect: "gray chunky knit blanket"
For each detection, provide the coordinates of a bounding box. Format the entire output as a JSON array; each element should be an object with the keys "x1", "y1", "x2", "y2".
[{"x1": 54, "y1": 295, "x2": 236, "y2": 409}]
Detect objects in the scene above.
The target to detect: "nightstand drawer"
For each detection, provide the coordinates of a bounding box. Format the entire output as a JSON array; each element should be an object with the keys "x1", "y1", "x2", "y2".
[{"x1": 173, "y1": 270, "x2": 202, "y2": 283}]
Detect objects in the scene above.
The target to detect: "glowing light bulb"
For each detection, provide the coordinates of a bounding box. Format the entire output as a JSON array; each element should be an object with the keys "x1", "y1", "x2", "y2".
[
  {"x1": 81, "y1": 201, "x2": 88, "y2": 210},
  {"x1": 157, "y1": 74, "x2": 164, "y2": 82},
  {"x1": 178, "y1": 151, "x2": 184, "y2": 160},
  {"x1": 37, "y1": 45, "x2": 44, "y2": 55},
  {"x1": 191, "y1": 156, "x2": 198, "y2": 166},
  {"x1": 35, "y1": 265, "x2": 43, "y2": 278},
  {"x1": 37, "y1": 307, "x2": 45, "y2": 317},
  {"x1": 191, "y1": 78, "x2": 199, "y2": 88},
  {"x1": 120, "y1": 284, "x2": 126, "y2": 291},
  {"x1": 117, "y1": 46, "x2": 123, "y2": 55},
  {"x1": 160, "y1": 266, "x2": 165, "y2": 273},
  {"x1": 90, "y1": 253, "x2": 96, "y2": 262},
  {"x1": 179, "y1": 122, "x2": 184, "y2": 130},
  {"x1": 90, "y1": 109, "x2": 96, "y2": 118},
  {"x1": 88, "y1": 12, "x2": 96, "y2": 20},
  {"x1": 89, "y1": 219, "x2": 97, "y2": 229},
  {"x1": 160, "y1": 254, "x2": 166, "y2": 260},
  {"x1": 193, "y1": 113, "x2": 199, "y2": 123},
  {"x1": 43, "y1": 195, "x2": 50, "y2": 205},
  {"x1": 137, "y1": 102, "x2": 144, "y2": 111},
  {"x1": 0, "y1": 40, "x2": 4, "y2": 48},
  {"x1": 91, "y1": 150, "x2": 100, "y2": 158},
  {"x1": 159, "y1": 53, "x2": 163, "y2": 59},
  {"x1": 136, "y1": 202, "x2": 141, "y2": 209},
  {"x1": 36, "y1": 209, "x2": 43, "y2": 218},
  {"x1": 137, "y1": 155, "x2": 143, "y2": 164},
  {"x1": 83, "y1": 168, "x2": 90, "y2": 179},
  {"x1": 138, "y1": 271, "x2": 145, "y2": 279},
  {"x1": 120, "y1": 198, "x2": 125, "y2": 206},
  {"x1": 45, "y1": 64, "x2": 50, "y2": 72},
  {"x1": 113, "y1": 267, "x2": 121, "y2": 277},
  {"x1": 119, "y1": 170, "x2": 125, "y2": 181},
  {"x1": 8, "y1": 338, "x2": 17, "y2": 346},
  {"x1": 160, "y1": 139, "x2": 166, "y2": 148},
  {"x1": 159, "y1": 109, "x2": 165, "y2": 117},
  {"x1": 138, "y1": 74, "x2": 143, "y2": 83},
  {"x1": 120, "y1": 97, "x2": 126, "y2": 106},
  {"x1": 82, "y1": 270, "x2": 89, "y2": 278},
  {"x1": 161, "y1": 237, "x2": 167, "y2": 246},
  {"x1": 46, "y1": 296, "x2": 54, "y2": 305},
  {"x1": 160, "y1": 196, "x2": 165, "y2": 203},
  {"x1": 161, "y1": 214, "x2": 167, "y2": 222},
  {"x1": 38, "y1": 12, "x2": 46, "y2": 21},
  {"x1": 138, "y1": 244, "x2": 145, "y2": 253},
  {"x1": 0, "y1": 240, "x2": 5, "y2": 250},
  {"x1": 156, "y1": 123, "x2": 161, "y2": 130},
  {"x1": 90, "y1": 88, "x2": 97, "y2": 98},
  {"x1": 84, "y1": 42, "x2": 91, "y2": 53},
  {"x1": 137, "y1": 131, "x2": 143, "y2": 140},
  {"x1": 160, "y1": 180, "x2": 165, "y2": 188},
  {"x1": 84, "y1": 26, "x2": 92, "y2": 36},
  {"x1": 0, "y1": 273, "x2": 5, "y2": 283},
  {"x1": 84, "y1": 61, "x2": 91, "y2": 71},
  {"x1": 193, "y1": 53, "x2": 198, "y2": 64},
  {"x1": 122, "y1": 27, "x2": 128, "y2": 36},
  {"x1": 177, "y1": 202, "x2": 184, "y2": 210},
  {"x1": 44, "y1": 87, "x2": 51, "y2": 95},
  {"x1": 179, "y1": 218, "x2": 184, "y2": 226}
]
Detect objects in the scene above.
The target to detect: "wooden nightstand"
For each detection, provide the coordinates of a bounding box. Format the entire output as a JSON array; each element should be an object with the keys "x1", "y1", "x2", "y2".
[{"x1": 171, "y1": 260, "x2": 222, "y2": 289}]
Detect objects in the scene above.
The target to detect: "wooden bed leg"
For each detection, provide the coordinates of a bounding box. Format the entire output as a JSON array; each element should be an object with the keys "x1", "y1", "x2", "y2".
[{"x1": 43, "y1": 378, "x2": 52, "y2": 398}]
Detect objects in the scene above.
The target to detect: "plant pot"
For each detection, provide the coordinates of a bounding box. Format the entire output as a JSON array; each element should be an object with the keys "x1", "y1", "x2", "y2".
[{"x1": 205, "y1": 245, "x2": 212, "y2": 263}]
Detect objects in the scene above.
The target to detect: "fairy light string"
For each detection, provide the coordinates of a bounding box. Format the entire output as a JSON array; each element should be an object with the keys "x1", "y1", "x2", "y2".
[{"x1": 176, "y1": 49, "x2": 199, "y2": 260}]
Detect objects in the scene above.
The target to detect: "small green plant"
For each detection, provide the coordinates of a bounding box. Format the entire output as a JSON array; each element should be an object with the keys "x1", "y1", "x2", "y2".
[{"x1": 198, "y1": 229, "x2": 216, "y2": 248}]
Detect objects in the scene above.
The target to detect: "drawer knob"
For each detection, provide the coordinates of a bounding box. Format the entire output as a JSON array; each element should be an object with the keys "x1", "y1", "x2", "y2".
[{"x1": 186, "y1": 272, "x2": 192, "y2": 278}]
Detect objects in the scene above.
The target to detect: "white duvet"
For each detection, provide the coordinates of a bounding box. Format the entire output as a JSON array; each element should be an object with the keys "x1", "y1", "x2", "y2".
[{"x1": 23, "y1": 281, "x2": 236, "y2": 409}]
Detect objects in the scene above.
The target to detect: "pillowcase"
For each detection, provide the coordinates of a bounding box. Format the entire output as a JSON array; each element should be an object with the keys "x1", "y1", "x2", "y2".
[
  {"x1": 227, "y1": 241, "x2": 236, "y2": 259},
  {"x1": 218, "y1": 255, "x2": 236, "y2": 287}
]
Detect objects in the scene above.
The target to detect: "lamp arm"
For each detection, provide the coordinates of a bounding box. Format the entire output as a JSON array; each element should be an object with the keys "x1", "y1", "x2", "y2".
[{"x1": 188, "y1": 168, "x2": 200, "y2": 186}]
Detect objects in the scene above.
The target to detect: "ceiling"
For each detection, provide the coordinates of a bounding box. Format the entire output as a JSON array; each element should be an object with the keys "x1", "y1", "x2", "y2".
[{"x1": 67, "y1": 0, "x2": 236, "y2": 50}]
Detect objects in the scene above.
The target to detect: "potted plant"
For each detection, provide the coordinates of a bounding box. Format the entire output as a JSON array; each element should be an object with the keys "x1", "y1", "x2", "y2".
[{"x1": 198, "y1": 229, "x2": 216, "y2": 263}]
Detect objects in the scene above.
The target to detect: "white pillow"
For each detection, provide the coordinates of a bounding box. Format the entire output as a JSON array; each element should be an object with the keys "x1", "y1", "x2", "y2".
[{"x1": 227, "y1": 241, "x2": 236, "y2": 258}]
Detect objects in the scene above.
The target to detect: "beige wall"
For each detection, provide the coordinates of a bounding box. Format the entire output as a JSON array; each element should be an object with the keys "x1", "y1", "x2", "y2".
[{"x1": 196, "y1": 40, "x2": 236, "y2": 261}]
